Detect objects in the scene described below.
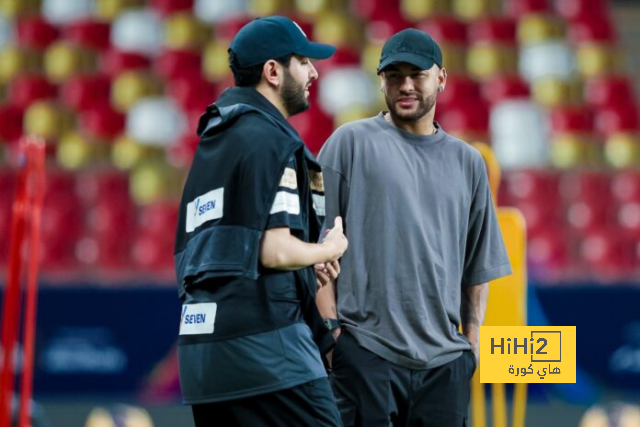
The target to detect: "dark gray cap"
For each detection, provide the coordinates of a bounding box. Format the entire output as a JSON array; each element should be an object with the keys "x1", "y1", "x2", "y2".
[{"x1": 377, "y1": 28, "x2": 443, "y2": 74}]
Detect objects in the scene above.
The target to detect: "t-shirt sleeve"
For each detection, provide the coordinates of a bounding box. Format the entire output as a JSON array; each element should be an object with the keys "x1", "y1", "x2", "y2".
[
  {"x1": 317, "y1": 127, "x2": 352, "y2": 233},
  {"x1": 265, "y1": 156, "x2": 304, "y2": 231},
  {"x1": 462, "y1": 162, "x2": 512, "y2": 286}
]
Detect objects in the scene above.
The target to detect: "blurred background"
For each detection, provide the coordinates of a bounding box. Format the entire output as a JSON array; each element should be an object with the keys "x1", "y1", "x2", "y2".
[{"x1": 0, "y1": 0, "x2": 639, "y2": 425}]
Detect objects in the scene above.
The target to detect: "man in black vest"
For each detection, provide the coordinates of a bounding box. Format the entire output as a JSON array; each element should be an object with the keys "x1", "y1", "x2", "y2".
[{"x1": 174, "y1": 16, "x2": 348, "y2": 426}]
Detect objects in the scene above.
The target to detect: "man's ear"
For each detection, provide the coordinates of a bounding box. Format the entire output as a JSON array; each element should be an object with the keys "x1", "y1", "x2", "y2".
[
  {"x1": 263, "y1": 60, "x2": 282, "y2": 88},
  {"x1": 438, "y1": 67, "x2": 448, "y2": 92}
]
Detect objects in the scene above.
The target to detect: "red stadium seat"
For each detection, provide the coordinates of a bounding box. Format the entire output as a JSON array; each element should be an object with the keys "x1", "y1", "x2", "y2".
[
  {"x1": 568, "y1": 15, "x2": 616, "y2": 44},
  {"x1": 289, "y1": 106, "x2": 335, "y2": 155},
  {"x1": 595, "y1": 103, "x2": 640, "y2": 137},
  {"x1": 579, "y1": 230, "x2": 634, "y2": 279},
  {"x1": 167, "y1": 132, "x2": 199, "y2": 168},
  {"x1": 131, "y1": 230, "x2": 175, "y2": 272},
  {"x1": 527, "y1": 228, "x2": 572, "y2": 281},
  {"x1": 505, "y1": 0, "x2": 550, "y2": 18},
  {"x1": 213, "y1": 16, "x2": 253, "y2": 42},
  {"x1": 75, "y1": 231, "x2": 133, "y2": 272},
  {"x1": 584, "y1": 76, "x2": 635, "y2": 109},
  {"x1": 481, "y1": 74, "x2": 530, "y2": 104},
  {"x1": 79, "y1": 104, "x2": 126, "y2": 140},
  {"x1": 436, "y1": 98, "x2": 489, "y2": 136},
  {"x1": 40, "y1": 189, "x2": 84, "y2": 272},
  {"x1": 550, "y1": 105, "x2": 594, "y2": 134},
  {"x1": 154, "y1": 49, "x2": 202, "y2": 81},
  {"x1": 138, "y1": 202, "x2": 179, "y2": 236},
  {"x1": 418, "y1": 16, "x2": 468, "y2": 45},
  {"x1": 352, "y1": 0, "x2": 402, "y2": 21},
  {"x1": 149, "y1": 0, "x2": 194, "y2": 16},
  {"x1": 0, "y1": 105, "x2": 23, "y2": 143},
  {"x1": 16, "y1": 16, "x2": 60, "y2": 49},
  {"x1": 64, "y1": 19, "x2": 111, "y2": 51},
  {"x1": 616, "y1": 201, "x2": 640, "y2": 238},
  {"x1": 0, "y1": 171, "x2": 16, "y2": 265},
  {"x1": 8, "y1": 74, "x2": 58, "y2": 109},
  {"x1": 556, "y1": 0, "x2": 608, "y2": 21},
  {"x1": 101, "y1": 49, "x2": 151, "y2": 77},
  {"x1": 503, "y1": 169, "x2": 560, "y2": 204},
  {"x1": 515, "y1": 201, "x2": 562, "y2": 237},
  {"x1": 167, "y1": 74, "x2": 218, "y2": 112},
  {"x1": 468, "y1": 16, "x2": 517, "y2": 45},
  {"x1": 86, "y1": 198, "x2": 136, "y2": 242},
  {"x1": 566, "y1": 199, "x2": 611, "y2": 235},
  {"x1": 611, "y1": 170, "x2": 640, "y2": 203},
  {"x1": 365, "y1": 14, "x2": 413, "y2": 43},
  {"x1": 75, "y1": 170, "x2": 130, "y2": 205},
  {"x1": 437, "y1": 75, "x2": 481, "y2": 108},
  {"x1": 313, "y1": 47, "x2": 361, "y2": 75},
  {"x1": 560, "y1": 170, "x2": 612, "y2": 203},
  {"x1": 61, "y1": 73, "x2": 111, "y2": 111}
]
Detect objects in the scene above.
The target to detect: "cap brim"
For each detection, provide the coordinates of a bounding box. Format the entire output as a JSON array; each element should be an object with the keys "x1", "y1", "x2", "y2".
[
  {"x1": 296, "y1": 41, "x2": 336, "y2": 60},
  {"x1": 377, "y1": 52, "x2": 436, "y2": 74}
]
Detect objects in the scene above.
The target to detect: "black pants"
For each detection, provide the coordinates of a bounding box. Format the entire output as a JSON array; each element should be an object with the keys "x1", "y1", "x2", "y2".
[
  {"x1": 331, "y1": 332, "x2": 477, "y2": 427},
  {"x1": 191, "y1": 378, "x2": 341, "y2": 427}
]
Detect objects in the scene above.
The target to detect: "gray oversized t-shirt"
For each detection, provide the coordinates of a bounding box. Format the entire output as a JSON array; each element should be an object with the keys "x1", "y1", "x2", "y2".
[{"x1": 318, "y1": 112, "x2": 512, "y2": 370}]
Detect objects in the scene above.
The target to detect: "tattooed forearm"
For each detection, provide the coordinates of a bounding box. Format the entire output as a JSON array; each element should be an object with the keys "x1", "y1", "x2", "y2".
[
  {"x1": 461, "y1": 283, "x2": 489, "y2": 350},
  {"x1": 316, "y1": 280, "x2": 338, "y2": 319}
]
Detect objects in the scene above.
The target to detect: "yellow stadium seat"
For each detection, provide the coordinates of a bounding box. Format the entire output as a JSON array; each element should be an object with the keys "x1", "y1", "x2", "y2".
[
  {"x1": 130, "y1": 161, "x2": 182, "y2": 205},
  {"x1": 111, "y1": 71, "x2": 164, "y2": 112},
  {"x1": 453, "y1": 0, "x2": 500, "y2": 21},
  {"x1": 470, "y1": 142, "x2": 527, "y2": 427},
  {"x1": 24, "y1": 101, "x2": 75, "y2": 140},
  {"x1": 362, "y1": 42, "x2": 383, "y2": 77},
  {"x1": 203, "y1": 40, "x2": 233, "y2": 82},
  {"x1": 164, "y1": 13, "x2": 211, "y2": 49},
  {"x1": 550, "y1": 134, "x2": 601, "y2": 169},
  {"x1": 95, "y1": 0, "x2": 144, "y2": 21},
  {"x1": 333, "y1": 105, "x2": 380, "y2": 128},
  {"x1": 401, "y1": 0, "x2": 449, "y2": 21},
  {"x1": 576, "y1": 43, "x2": 622, "y2": 77},
  {"x1": 294, "y1": 0, "x2": 346, "y2": 17},
  {"x1": 531, "y1": 77, "x2": 583, "y2": 107},
  {"x1": 517, "y1": 14, "x2": 565, "y2": 45},
  {"x1": 605, "y1": 132, "x2": 640, "y2": 169},
  {"x1": 112, "y1": 135, "x2": 164, "y2": 170},
  {"x1": 0, "y1": 46, "x2": 41, "y2": 85},
  {"x1": 57, "y1": 132, "x2": 109, "y2": 170},
  {"x1": 467, "y1": 44, "x2": 517, "y2": 79},
  {"x1": 440, "y1": 45, "x2": 466, "y2": 74},
  {"x1": 0, "y1": 0, "x2": 40, "y2": 18},
  {"x1": 314, "y1": 11, "x2": 363, "y2": 48},
  {"x1": 44, "y1": 41, "x2": 96, "y2": 82},
  {"x1": 249, "y1": 0, "x2": 293, "y2": 16}
]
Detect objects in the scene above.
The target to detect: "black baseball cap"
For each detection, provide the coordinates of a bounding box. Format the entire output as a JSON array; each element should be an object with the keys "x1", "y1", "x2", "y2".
[
  {"x1": 377, "y1": 28, "x2": 443, "y2": 74},
  {"x1": 229, "y1": 16, "x2": 336, "y2": 67}
]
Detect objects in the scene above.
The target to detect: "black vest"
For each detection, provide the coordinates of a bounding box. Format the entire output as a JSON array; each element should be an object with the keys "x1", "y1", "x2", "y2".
[{"x1": 174, "y1": 87, "x2": 333, "y2": 354}]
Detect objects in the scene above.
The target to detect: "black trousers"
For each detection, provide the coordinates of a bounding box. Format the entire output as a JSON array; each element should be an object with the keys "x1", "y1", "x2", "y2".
[
  {"x1": 331, "y1": 331, "x2": 477, "y2": 427},
  {"x1": 191, "y1": 378, "x2": 341, "y2": 427}
]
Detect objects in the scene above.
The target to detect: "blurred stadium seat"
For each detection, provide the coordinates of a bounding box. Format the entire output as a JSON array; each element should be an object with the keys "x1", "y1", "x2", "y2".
[{"x1": 0, "y1": 0, "x2": 637, "y2": 285}]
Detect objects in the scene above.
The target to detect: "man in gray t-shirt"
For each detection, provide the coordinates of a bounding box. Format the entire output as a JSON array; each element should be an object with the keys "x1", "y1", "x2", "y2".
[{"x1": 316, "y1": 28, "x2": 512, "y2": 427}]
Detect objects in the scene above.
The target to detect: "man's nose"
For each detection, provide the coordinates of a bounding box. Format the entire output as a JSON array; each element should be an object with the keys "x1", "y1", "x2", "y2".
[
  {"x1": 309, "y1": 62, "x2": 318, "y2": 81},
  {"x1": 399, "y1": 75, "x2": 414, "y2": 92}
]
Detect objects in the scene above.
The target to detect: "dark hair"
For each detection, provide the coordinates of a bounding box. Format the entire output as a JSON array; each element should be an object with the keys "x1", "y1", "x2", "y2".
[{"x1": 228, "y1": 50, "x2": 293, "y2": 87}]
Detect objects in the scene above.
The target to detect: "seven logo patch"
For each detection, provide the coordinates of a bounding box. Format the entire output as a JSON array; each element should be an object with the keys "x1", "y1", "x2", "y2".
[
  {"x1": 179, "y1": 303, "x2": 218, "y2": 335},
  {"x1": 186, "y1": 188, "x2": 224, "y2": 232}
]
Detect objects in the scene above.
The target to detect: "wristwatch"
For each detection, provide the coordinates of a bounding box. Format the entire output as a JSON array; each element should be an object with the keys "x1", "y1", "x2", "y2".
[{"x1": 323, "y1": 318, "x2": 340, "y2": 332}]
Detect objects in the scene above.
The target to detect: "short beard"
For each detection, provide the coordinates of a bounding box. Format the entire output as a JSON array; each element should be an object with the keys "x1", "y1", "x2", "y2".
[
  {"x1": 281, "y1": 68, "x2": 309, "y2": 117},
  {"x1": 384, "y1": 91, "x2": 436, "y2": 123}
]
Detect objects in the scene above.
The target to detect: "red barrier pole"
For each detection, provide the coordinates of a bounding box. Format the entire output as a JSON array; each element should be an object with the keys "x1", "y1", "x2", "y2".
[
  {"x1": 0, "y1": 154, "x2": 29, "y2": 427},
  {"x1": 18, "y1": 138, "x2": 45, "y2": 427}
]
